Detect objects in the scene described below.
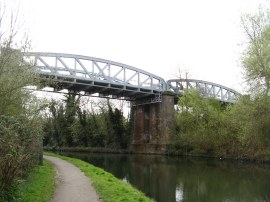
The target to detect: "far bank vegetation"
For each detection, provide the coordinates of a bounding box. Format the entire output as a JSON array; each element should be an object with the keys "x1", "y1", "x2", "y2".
[{"x1": 171, "y1": 8, "x2": 270, "y2": 160}]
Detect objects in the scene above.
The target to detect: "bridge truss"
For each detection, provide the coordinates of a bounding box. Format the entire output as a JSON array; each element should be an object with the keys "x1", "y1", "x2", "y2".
[
  {"x1": 23, "y1": 52, "x2": 167, "y2": 102},
  {"x1": 167, "y1": 79, "x2": 240, "y2": 103},
  {"x1": 23, "y1": 52, "x2": 240, "y2": 104}
]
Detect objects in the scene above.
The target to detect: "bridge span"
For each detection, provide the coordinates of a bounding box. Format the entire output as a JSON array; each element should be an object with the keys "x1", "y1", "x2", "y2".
[
  {"x1": 24, "y1": 52, "x2": 238, "y2": 104},
  {"x1": 24, "y1": 52, "x2": 240, "y2": 153},
  {"x1": 24, "y1": 52, "x2": 166, "y2": 103}
]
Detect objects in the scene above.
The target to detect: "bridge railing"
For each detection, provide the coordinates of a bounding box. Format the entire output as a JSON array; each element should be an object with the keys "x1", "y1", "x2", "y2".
[
  {"x1": 167, "y1": 79, "x2": 240, "y2": 103},
  {"x1": 23, "y1": 52, "x2": 167, "y2": 99}
]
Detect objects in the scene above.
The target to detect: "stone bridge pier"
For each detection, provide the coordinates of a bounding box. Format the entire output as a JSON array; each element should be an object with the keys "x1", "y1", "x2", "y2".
[{"x1": 130, "y1": 92, "x2": 175, "y2": 153}]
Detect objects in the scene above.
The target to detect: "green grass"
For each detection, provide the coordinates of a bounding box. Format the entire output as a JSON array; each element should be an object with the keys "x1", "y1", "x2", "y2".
[
  {"x1": 16, "y1": 160, "x2": 55, "y2": 202},
  {"x1": 45, "y1": 152, "x2": 154, "y2": 202}
]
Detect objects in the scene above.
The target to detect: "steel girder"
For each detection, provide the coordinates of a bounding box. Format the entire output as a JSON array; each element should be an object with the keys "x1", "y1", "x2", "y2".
[
  {"x1": 23, "y1": 52, "x2": 167, "y2": 101},
  {"x1": 23, "y1": 52, "x2": 240, "y2": 104},
  {"x1": 167, "y1": 79, "x2": 240, "y2": 103}
]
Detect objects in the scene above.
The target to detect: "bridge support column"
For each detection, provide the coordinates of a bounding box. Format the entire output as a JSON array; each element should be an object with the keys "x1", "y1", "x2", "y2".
[{"x1": 130, "y1": 92, "x2": 175, "y2": 153}]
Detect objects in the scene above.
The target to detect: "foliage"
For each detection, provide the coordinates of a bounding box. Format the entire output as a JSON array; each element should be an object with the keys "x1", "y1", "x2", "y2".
[
  {"x1": 0, "y1": 49, "x2": 38, "y2": 116},
  {"x1": 0, "y1": 116, "x2": 42, "y2": 201},
  {"x1": 230, "y1": 95, "x2": 270, "y2": 152},
  {"x1": 16, "y1": 160, "x2": 55, "y2": 202},
  {"x1": 45, "y1": 152, "x2": 154, "y2": 202},
  {"x1": 173, "y1": 88, "x2": 270, "y2": 159},
  {"x1": 43, "y1": 96, "x2": 132, "y2": 150},
  {"x1": 172, "y1": 7, "x2": 270, "y2": 160},
  {"x1": 107, "y1": 103, "x2": 127, "y2": 148},
  {"x1": 174, "y1": 89, "x2": 234, "y2": 156},
  {"x1": 125, "y1": 106, "x2": 134, "y2": 148},
  {"x1": 241, "y1": 8, "x2": 270, "y2": 95},
  {"x1": 0, "y1": 3, "x2": 45, "y2": 200}
]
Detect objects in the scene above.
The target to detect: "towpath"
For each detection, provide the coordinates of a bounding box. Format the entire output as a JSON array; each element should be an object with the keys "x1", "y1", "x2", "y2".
[{"x1": 44, "y1": 155, "x2": 100, "y2": 202}]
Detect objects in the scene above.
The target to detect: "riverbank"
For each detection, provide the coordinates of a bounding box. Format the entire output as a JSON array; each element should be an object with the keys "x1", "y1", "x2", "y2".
[
  {"x1": 16, "y1": 160, "x2": 55, "y2": 202},
  {"x1": 44, "y1": 146, "x2": 131, "y2": 154},
  {"x1": 45, "y1": 152, "x2": 154, "y2": 202},
  {"x1": 45, "y1": 146, "x2": 270, "y2": 163},
  {"x1": 166, "y1": 146, "x2": 270, "y2": 163},
  {"x1": 44, "y1": 155, "x2": 100, "y2": 202},
  {"x1": 63, "y1": 151, "x2": 270, "y2": 202},
  {"x1": 16, "y1": 152, "x2": 153, "y2": 202}
]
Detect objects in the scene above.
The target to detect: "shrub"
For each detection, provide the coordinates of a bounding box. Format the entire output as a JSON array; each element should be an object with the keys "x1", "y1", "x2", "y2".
[{"x1": 0, "y1": 116, "x2": 42, "y2": 200}]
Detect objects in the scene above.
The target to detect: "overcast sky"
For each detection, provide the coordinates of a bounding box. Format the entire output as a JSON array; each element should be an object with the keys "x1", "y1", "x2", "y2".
[{"x1": 10, "y1": 0, "x2": 269, "y2": 92}]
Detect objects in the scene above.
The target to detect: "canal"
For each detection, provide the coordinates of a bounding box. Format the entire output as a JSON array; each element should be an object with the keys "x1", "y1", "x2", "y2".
[{"x1": 61, "y1": 152, "x2": 270, "y2": 202}]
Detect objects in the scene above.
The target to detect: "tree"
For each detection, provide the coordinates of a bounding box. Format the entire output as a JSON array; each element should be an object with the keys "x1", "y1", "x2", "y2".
[
  {"x1": 241, "y1": 8, "x2": 270, "y2": 95},
  {"x1": 240, "y1": 7, "x2": 270, "y2": 156},
  {"x1": 174, "y1": 89, "x2": 238, "y2": 156},
  {"x1": 76, "y1": 108, "x2": 90, "y2": 147},
  {"x1": 0, "y1": 3, "x2": 44, "y2": 200},
  {"x1": 44, "y1": 94, "x2": 81, "y2": 147}
]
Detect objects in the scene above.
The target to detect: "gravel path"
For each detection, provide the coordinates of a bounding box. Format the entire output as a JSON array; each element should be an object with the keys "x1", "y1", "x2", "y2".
[{"x1": 44, "y1": 155, "x2": 100, "y2": 202}]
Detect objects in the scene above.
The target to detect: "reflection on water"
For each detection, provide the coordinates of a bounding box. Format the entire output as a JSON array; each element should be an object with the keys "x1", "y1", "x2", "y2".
[
  {"x1": 60, "y1": 152, "x2": 270, "y2": 202},
  {"x1": 176, "y1": 185, "x2": 184, "y2": 202}
]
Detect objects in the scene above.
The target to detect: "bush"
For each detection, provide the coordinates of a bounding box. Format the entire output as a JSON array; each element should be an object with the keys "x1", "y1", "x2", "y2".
[{"x1": 0, "y1": 116, "x2": 42, "y2": 200}]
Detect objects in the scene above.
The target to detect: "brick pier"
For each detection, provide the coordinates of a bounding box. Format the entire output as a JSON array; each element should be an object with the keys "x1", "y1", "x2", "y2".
[{"x1": 130, "y1": 92, "x2": 175, "y2": 153}]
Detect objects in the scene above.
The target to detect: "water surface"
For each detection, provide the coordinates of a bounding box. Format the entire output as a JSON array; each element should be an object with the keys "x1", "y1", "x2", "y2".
[{"x1": 60, "y1": 152, "x2": 270, "y2": 202}]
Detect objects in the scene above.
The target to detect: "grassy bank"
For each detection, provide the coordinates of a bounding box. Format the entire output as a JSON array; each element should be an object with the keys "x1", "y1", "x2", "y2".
[
  {"x1": 44, "y1": 146, "x2": 131, "y2": 154},
  {"x1": 166, "y1": 145, "x2": 270, "y2": 162},
  {"x1": 45, "y1": 152, "x2": 154, "y2": 202},
  {"x1": 16, "y1": 160, "x2": 55, "y2": 202}
]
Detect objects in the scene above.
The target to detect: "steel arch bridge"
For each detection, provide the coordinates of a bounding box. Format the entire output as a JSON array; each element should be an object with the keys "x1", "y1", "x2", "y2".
[
  {"x1": 23, "y1": 52, "x2": 240, "y2": 104},
  {"x1": 24, "y1": 52, "x2": 167, "y2": 102},
  {"x1": 167, "y1": 79, "x2": 240, "y2": 103}
]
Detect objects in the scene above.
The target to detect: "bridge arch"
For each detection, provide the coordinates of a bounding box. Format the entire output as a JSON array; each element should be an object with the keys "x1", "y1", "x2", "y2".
[
  {"x1": 23, "y1": 52, "x2": 167, "y2": 101},
  {"x1": 23, "y1": 52, "x2": 240, "y2": 104},
  {"x1": 167, "y1": 79, "x2": 240, "y2": 103}
]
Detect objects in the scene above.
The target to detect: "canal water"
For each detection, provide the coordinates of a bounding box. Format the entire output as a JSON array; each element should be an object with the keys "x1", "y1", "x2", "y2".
[{"x1": 60, "y1": 152, "x2": 270, "y2": 202}]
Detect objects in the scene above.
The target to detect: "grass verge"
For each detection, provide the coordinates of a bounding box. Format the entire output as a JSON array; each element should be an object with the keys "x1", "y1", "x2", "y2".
[
  {"x1": 16, "y1": 160, "x2": 55, "y2": 202},
  {"x1": 45, "y1": 152, "x2": 154, "y2": 202}
]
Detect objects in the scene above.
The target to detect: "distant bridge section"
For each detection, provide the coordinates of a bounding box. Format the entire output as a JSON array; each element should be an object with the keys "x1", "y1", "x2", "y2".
[
  {"x1": 23, "y1": 52, "x2": 167, "y2": 101},
  {"x1": 167, "y1": 79, "x2": 240, "y2": 103}
]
